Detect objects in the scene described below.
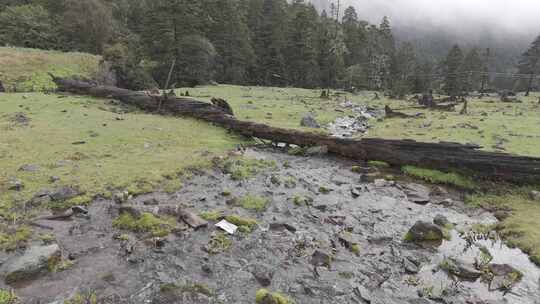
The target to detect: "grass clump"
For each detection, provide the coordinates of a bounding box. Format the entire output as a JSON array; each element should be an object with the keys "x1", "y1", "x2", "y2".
[
  {"x1": 255, "y1": 289, "x2": 293, "y2": 304},
  {"x1": 199, "y1": 210, "x2": 224, "y2": 221},
  {"x1": 292, "y1": 195, "x2": 313, "y2": 206},
  {"x1": 218, "y1": 157, "x2": 276, "y2": 181},
  {"x1": 225, "y1": 215, "x2": 258, "y2": 232},
  {"x1": 0, "y1": 226, "x2": 32, "y2": 251},
  {"x1": 63, "y1": 292, "x2": 97, "y2": 304},
  {"x1": 206, "y1": 232, "x2": 232, "y2": 254},
  {"x1": 237, "y1": 195, "x2": 269, "y2": 212},
  {"x1": 112, "y1": 212, "x2": 176, "y2": 237},
  {"x1": 0, "y1": 289, "x2": 18, "y2": 304},
  {"x1": 367, "y1": 160, "x2": 390, "y2": 168},
  {"x1": 402, "y1": 166, "x2": 476, "y2": 190},
  {"x1": 162, "y1": 178, "x2": 183, "y2": 193}
]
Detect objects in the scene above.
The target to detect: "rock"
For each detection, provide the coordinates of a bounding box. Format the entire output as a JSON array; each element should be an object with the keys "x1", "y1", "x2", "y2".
[
  {"x1": 7, "y1": 178, "x2": 24, "y2": 191},
  {"x1": 374, "y1": 179, "x2": 388, "y2": 187},
  {"x1": 488, "y1": 264, "x2": 522, "y2": 290},
  {"x1": 433, "y1": 214, "x2": 450, "y2": 227},
  {"x1": 249, "y1": 263, "x2": 274, "y2": 287},
  {"x1": 113, "y1": 191, "x2": 130, "y2": 204},
  {"x1": 405, "y1": 221, "x2": 443, "y2": 243},
  {"x1": 403, "y1": 257, "x2": 420, "y2": 274},
  {"x1": 300, "y1": 114, "x2": 320, "y2": 128},
  {"x1": 49, "y1": 186, "x2": 80, "y2": 201},
  {"x1": 2, "y1": 244, "x2": 61, "y2": 284},
  {"x1": 179, "y1": 210, "x2": 208, "y2": 229},
  {"x1": 310, "y1": 250, "x2": 331, "y2": 267},
  {"x1": 18, "y1": 164, "x2": 41, "y2": 172},
  {"x1": 442, "y1": 258, "x2": 482, "y2": 281},
  {"x1": 305, "y1": 145, "x2": 328, "y2": 156},
  {"x1": 49, "y1": 176, "x2": 60, "y2": 183},
  {"x1": 494, "y1": 210, "x2": 511, "y2": 221},
  {"x1": 403, "y1": 183, "x2": 431, "y2": 204},
  {"x1": 353, "y1": 285, "x2": 372, "y2": 303},
  {"x1": 529, "y1": 190, "x2": 540, "y2": 201},
  {"x1": 268, "y1": 222, "x2": 296, "y2": 233}
]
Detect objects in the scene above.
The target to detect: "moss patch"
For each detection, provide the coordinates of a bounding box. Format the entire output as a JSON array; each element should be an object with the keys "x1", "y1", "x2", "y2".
[
  {"x1": 0, "y1": 226, "x2": 32, "y2": 251},
  {"x1": 237, "y1": 195, "x2": 269, "y2": 212},
  {"x1": 217, "y1": 157, "x2": 276, "y2": 181},
  {"x1": 402, "y1": 166, "x2": 477, "y2": 190},
  {"x1": 225, "y1": 215, "x2": 258, "y2": 232},
  {"x1": 0, "y1": 289, "x2": 18, "y2": 304},
  {"x1": 112, "y1": 213, "x2": 176, "y2": 237},
  {"x1": 368, "y1": 160, "x2": 390, "y2": 168},
  {"x1": 255, "y1": 288, "x2": 293, "y2": 304},
  {"x1": 199, "y1": 210, "x2": 224, "y2": 221},
  {"x1": 206, "y1": 232, "x2": 232, "y2": 254}
]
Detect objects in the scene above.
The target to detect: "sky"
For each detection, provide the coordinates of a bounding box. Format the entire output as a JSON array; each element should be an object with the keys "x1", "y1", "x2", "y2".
[{"x1": 338, "y1": 0, "x2": 539, "y2": 37}]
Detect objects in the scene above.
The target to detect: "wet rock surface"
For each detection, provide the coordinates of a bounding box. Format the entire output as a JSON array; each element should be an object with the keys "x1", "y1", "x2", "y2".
[
  {"x1": 2, "y1": 148, "x2": 539, "y2": 303},
  {"x1": 1, "y1": 244, "x2": 60, "y2": 284}
]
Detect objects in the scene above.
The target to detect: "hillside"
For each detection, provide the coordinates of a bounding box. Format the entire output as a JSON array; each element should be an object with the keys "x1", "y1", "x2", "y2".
[{"x1": 0, "y1": 47, "x2": 100, "y2": 92}]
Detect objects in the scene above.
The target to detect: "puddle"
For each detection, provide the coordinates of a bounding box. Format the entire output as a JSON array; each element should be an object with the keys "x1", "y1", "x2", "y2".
[{"x1": 417, "y1": 230, "x2": 540, "y2": 303}]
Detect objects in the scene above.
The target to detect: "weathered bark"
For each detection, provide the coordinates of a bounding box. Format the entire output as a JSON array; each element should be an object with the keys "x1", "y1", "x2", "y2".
[{"x1": 51, "y1": 76, "x2": 540, "y2": 184}]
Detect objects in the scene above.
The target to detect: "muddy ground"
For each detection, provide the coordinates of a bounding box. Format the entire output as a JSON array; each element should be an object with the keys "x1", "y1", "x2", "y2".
[{"x1": 1, "y1": 148, "x2": 539, "y2": 304}]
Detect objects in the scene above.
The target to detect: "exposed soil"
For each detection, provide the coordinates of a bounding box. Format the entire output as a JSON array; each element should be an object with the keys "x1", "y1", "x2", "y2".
[{"x1": 2, "y1": 148, "x2": 539, "y2": 304}]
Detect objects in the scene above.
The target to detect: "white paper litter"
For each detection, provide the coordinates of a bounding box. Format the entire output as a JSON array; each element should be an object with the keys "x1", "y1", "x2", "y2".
[{"x1": 215, "y1": 219, "x2": 238, "y2": 234}]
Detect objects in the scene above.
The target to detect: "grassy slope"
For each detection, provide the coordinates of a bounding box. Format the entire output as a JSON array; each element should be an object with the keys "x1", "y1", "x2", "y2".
[
  {"x1": 0, "y1": 47, "x2": 100, "y2": 92},
  {"x1": 0, "y1": 93, "x2": 246, "y2": 218},
  {"x1": 174, "y1": 85, "x2": 348, "y2": 130}
]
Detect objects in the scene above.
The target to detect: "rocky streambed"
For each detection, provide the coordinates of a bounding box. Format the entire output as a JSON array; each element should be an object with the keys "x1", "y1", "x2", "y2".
[{"x1": 1, "y1": 148, "x2": 539, "y2": 303}]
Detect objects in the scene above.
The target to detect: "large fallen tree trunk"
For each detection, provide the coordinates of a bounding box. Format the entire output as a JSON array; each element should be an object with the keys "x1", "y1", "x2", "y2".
[{"x1": 52, "y1": 76, "x2": 540, "y2": 184}]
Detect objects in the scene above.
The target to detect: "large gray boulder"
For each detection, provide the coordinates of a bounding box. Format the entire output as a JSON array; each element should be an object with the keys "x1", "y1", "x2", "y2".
[
  {"x1": 300, "y1": 114, "x2": 320, "y2": 129},
  {"x1": 2, "y1": 244, "x2": 60, "y2": 284},
  {"x1": 405, "y1": 221, "x2": 443, "y2": 243}
]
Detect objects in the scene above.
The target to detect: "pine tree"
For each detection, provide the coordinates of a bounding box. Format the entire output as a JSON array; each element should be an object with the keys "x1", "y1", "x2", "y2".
[
  {"x1": 285, "y1": 1, "x2": 320, "y2": 87},
  {"x1": 342, "y1": 6, "x2": 367, "y2": 67},
  {"x1": 443, "y1": 44, "x2": 464, "y2": 96},
  {"x1": 517, "y1": 35, "x2": 540, "y2": 96},
  {"x1": 204, "y1": 0, "x2": 255, "y2": 84},
  {"x1": 253, "y1": 0, "x2": 288, "y2": 86},
  {"x1": 390, "y1": 42, "x2": 416, "y2": 98},
  {"x1": 461, "y1": 48, "x2": 484, "y2": 93}
]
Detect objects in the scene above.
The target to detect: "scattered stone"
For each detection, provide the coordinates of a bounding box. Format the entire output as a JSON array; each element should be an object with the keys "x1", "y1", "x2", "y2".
[
  {"x1": 215, "y1": 219, "x2": 238, "y2": 235},
  {"x1": 405, "y1": 221, "x2": 444, "y2": 243},
  {"x1": 268, "y1": 222, "x2": 297, "y2": 233},
  {"x1": 2, "y1": 244, "x2": 61, "y2": 284},
  {"x1": 9, "y1": 112, "x2": 30, "y2": 126},
  {"x1": 305, "y1": 145, "x2": 328, "y2": 156},
  {"x1": 529, "y1": 190, "x2": 540, "y2": 201},
  {"x1": 353, "y1": 285, "x2": 372, "y2": 303},
  {"x1": 249, "y1": 263, "x2": 274, "y2": 287},
  {"x1": 403, "y1": 257, "x2": 420, "y2": 274},
  {"x1": 8, "y1": 178, "x2": 24, "y2": 191},
  {"x1": 300, "y1": 114, "x2": 320, "y2": 129},
  {"x1": 310, "y1": 250, "x2": 331, "y2": 267},
  {"x1": 441, "y1": 258, "x2": 482, "y2": 281},
  {"x1": 179, "y1": 210, "x2": 208, "y2": 229},
  {"x1": 18, "y1": 164, "x2": 41, "y2": 172},
  {"x1": 494, "y1": 210, "x2": 511, "y2": 221},
  {"x1": 488, "y1": 264, "x2": 522, "y2": 290},
  {"x1": 49, "y1": 186, "x2": 80, "y2": 201},
  {"x1": 49, "y1": 176, "x2": 60, "y2": 183},
  {"x1": 402, "y1": 183, "x2": 431, "y2": 204},
  {"x1": 113, "y1": 191, "x2": 130, "y2": 204},
  {"x1": 433, "y1": 214, "x2": 450, "y2": 227}
]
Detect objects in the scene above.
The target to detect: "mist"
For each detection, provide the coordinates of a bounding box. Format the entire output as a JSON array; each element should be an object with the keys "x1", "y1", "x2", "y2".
[{"x1": 312, "y1": 0, "x2": 539, "y2": 45}]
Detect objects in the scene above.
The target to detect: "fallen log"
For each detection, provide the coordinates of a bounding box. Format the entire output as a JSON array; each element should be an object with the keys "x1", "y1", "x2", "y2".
[{"x1": 51, "y1": 76, "x2": 540, "y2": 184}]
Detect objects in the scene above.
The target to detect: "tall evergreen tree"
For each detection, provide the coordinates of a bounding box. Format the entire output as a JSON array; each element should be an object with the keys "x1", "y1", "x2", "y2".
[
  {"x1": 390, "y1": 42, "x2": 416, "y2": 98},
  {"x1": 517, "y1": 35, "x2": 540, "y2": 96},
  {"x1": 443, "y1": 44, "x2": 464, "y2": 96},
  {"x1": 253, "y1": 0, "x2": 288, "y2": 86},
  {"x1": 285, "y1": 0, "x2": 320, "y2": 87},
  {"x1": 461, "y1": 48, "x2": 484, "y2": 93},
  {"x1": 204, "y1": 0, "x2": 255, "y2": 84}
]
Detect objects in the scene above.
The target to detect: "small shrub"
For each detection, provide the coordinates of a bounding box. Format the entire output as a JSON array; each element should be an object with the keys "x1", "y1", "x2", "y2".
[
  {"x1": 200, "y1": 210, "x2": 224, "y2": 221},
  {"x1": 238, "y1": 195, "x2": 269, "y2": 212},
  {"x1": 0, "y1": 226, "x2": 32, "y2": 251}
]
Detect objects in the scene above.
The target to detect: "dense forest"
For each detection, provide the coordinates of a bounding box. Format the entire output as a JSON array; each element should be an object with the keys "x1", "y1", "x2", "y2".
[{"x1": 0, "y1": 0, "x2": 539, "y2": 95}]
